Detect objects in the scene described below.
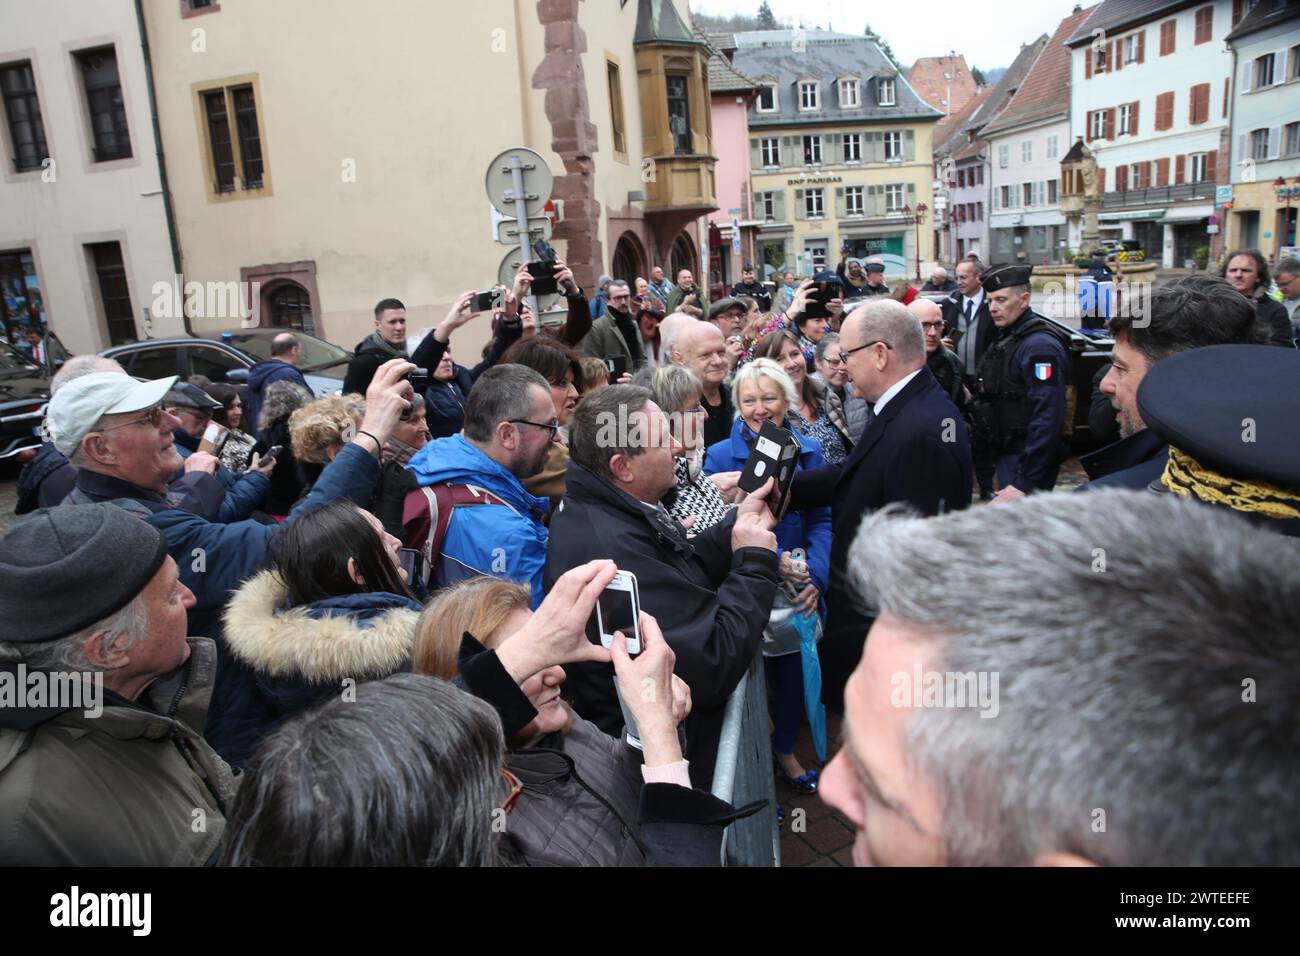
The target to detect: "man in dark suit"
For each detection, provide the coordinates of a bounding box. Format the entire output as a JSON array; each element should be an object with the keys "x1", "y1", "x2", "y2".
[
  {"x1": 941, "y1": 257, "x2": 995, "y2": 499},
  {"x1": 790, "y1": 298, "x2": 973, "y2": 712}
]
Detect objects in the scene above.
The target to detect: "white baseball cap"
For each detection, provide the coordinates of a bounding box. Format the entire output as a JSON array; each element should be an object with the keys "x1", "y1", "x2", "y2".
[{"x1": 48, "y1": 372, "x2": 179, "y2": 456}]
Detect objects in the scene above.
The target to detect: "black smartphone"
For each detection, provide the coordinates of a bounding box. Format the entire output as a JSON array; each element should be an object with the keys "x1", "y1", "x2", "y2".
[
  {"x1": 264, "y1": 444, "x2": 283, "y2": 462},
  {"x1": 397, "y1": 548, "x2": 420, "y2": 584},
  {"x1": 804, "y1": 280, "x2": 841, "y2": 320},
  {"x1": 473, "y1": 290, "x2": 499, "y2": 312},
  {"x1": 526, "y1": 260, "x2": 559, "y2": 296},
  {"x1": 738, "y1": 421, "x2": 801, "y2": 517},
  {"x1": 407, "y1": 369, "x2": 430, "y2": 392},
  {"x1": 604, "y1": 355, "x2": 628, "y2": 378}
]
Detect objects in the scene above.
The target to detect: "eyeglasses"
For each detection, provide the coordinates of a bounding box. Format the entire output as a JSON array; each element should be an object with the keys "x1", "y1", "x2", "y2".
[
  {"x1": 920, "y1": 321, "x2": 945, "y2": 331},
  {"x1": 821, "y1": 356, "x2": 846, "y2": 368},
  {"x1": 509, "y1": 418, "x2": 561, "y2": 440},
  {"x1": 839, "y1": 340, "x2": 893, "y2": 359},
  {"x1": 499, "y1": 767, "x2": 522, "y2": 814},
  {"x1": 95, "y1": 405, "x2": 166, "y2": 432}
]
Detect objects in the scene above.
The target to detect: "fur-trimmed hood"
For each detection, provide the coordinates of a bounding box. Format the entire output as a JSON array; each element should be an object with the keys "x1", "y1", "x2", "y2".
[{"x1": 222, "y1": 570, "x2": 420, "y2": 683}]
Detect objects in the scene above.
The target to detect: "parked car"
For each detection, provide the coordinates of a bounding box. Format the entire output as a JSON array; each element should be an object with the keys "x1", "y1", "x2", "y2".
[
  {"x1": 0, "y1": 339, "x2": 53, "y2": 462},
  {"x1": 101, "y1": 328, "x2": 351, "y2": 396}
]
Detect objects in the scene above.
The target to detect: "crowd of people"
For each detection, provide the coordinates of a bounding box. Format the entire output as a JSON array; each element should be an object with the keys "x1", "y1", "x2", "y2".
[{"x1": 1, "y1": 245, "x2": 1297, "y2": 867}]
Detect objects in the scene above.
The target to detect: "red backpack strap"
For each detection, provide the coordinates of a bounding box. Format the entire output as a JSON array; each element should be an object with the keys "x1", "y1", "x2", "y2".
[{"x1": 401, "y1": 483, "x2": 515, "y2": 589}]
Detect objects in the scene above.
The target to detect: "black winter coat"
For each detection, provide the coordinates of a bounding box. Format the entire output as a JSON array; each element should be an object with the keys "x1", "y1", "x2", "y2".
[
  {"x1": 1253, "y1": 293, "x2": 1296, "y2": 348},
  {"x1": 941, "y1": 292, "x2": 996, "y2": 379},
  {"x1": 790, "y1": 368, "x2": 972, "y2": 711},
  {"x1": 543, "y1": 461, "x2": 780, "y2": 787}
]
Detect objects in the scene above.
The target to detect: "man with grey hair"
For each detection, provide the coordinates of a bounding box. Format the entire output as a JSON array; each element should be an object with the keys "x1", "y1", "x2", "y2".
[
  {"x1": 547, "y1": 384, "x2": 779, "y2": 785},
  {"x1": 789, "y1": 298, "x2": 971, "y2": 712},
  {"x1": 404, "y1": 363, "x2": 555, "y2": 606},
  {"x1": 920, "y1": 266, "x2": 957, "y2": 294},
  {"x1": 820, "y1": 490, "x2": 1300, "y2": 866},
  {"x1": 582, "y1": 280, "x2": 645, "y2": 371},
  {"x1": 1275, "y1": 256, "x2": 1300, "y2": 334},
  {"x1": 0, "y1": 504, "x2": 237, "y2": 864},
  {"x1": 941, "y1": 256, "x2": 995, "y2": 498}
]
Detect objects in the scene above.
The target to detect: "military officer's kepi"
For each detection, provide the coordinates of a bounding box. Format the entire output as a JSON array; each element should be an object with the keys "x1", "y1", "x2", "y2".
[
  {"x1": 981, "y1": 263, "x2": 1033, "y2": 293},
  {"x1": 1137, "y1": 343, "x2": 1300, "y2": 536}
]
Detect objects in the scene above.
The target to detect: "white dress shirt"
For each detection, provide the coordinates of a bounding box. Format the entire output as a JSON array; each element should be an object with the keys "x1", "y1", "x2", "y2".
[{"x1": 870, "y1": 368, "x2": 922, "y2": 418}]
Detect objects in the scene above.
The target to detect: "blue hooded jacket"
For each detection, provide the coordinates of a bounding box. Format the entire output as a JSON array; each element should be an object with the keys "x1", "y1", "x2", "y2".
[
  {"x1": 406, "y1": 433, "x2": 550, "y2": 607},
  {"x1": 246, "y1": 359, "x2": 311, "y2": 440}
]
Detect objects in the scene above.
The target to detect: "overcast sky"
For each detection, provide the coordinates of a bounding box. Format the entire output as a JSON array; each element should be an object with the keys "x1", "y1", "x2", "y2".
[{"x1": 692, "y1": 0, "x2": 1090, "y2": 71}]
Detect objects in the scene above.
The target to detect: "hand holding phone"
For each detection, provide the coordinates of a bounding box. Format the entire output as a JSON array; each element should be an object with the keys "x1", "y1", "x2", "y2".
[
  {"x1": 595, "y1": 570, "x2": 641, "y2": 655},
  {"x1": 738, "y1": 421, "x2": 801, "y2": 517},
  {"x1": 609, "y1": 610, "x2": 683, "y2": 764},
  {"x1": 604, "y1": 355, "x2": 629, "y2": 378}
]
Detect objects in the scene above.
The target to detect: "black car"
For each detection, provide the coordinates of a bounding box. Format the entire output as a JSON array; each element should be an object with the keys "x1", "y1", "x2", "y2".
[
  {"x1": 0, "y1": 340, "x2": 53, "y2": 463},
  {"x1": 101, "y1": 329, "x2": 351, "y2": 396}
]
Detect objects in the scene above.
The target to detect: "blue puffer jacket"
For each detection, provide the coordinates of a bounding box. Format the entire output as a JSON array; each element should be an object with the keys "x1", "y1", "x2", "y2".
[
  {"x1": 406, "y1": 433, "x2": 550, "y2": 607},
  {"x1": 221, "y1": 571, "x2": 422, "y2": 761},
  {"x1": 246, "y1": 360, "x2": 312, "y2": 440},
  {"x1": 703, "y1": 418, "x2": 832, "y2": 597},
  {"x1": 64, "y1": 442, "x2": 382, "y2": 766},
  {"x1": 173, "y1": 437, "x2": 270, "y2": 523}
]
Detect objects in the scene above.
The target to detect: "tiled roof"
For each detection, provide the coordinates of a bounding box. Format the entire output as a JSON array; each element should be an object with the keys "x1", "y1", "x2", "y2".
[
  {"x1": 981, "y1": 5, "x2": 1098, "y2": 137},
  {"x1": 696, "y1": 27, "x2": 762, "y2": 94},
  {"x1": 1226, "y1": 0, "x2": 1300, "y2": 42},
  {"x1": 732, "y1": 32, "x2": 944, "y2": 126},
  {"x1": 934, "y1": 87, "x2": 993, "y2": 158},
  {"x1": 907, "y1": 55, "x2": 980, "y2": 114},
  {"x1": 1065, "y1": 0, "x2": 1195, "y2": 47},
  {"x1": 939, "y1": 36, "x2": 1047, "y2": 161}
]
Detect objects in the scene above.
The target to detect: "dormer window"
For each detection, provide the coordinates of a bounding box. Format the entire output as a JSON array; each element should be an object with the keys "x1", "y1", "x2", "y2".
[
  {"x1": 798, "y1": 80, "x2": 820, "y2": 111},
  {"x1": 838, "y1": 77, "x2": 860, "y2": 108},
  {"x1": 877, "y1": 78, "x2": 896, "y2": 106},
  {"x1": 757, "y1": 83, "x2": 778, "y2": 113}
]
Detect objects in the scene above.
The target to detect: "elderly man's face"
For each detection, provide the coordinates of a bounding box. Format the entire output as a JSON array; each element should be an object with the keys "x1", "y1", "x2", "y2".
[
  {"x1": 652, "y1": 267, "x2": 665, "y2": 283},
  {"x1": 1098, "y1": 333, "x2": 1150, "y2": 438},
  {"x1": 819, "y1": 613, "x2": 947, "y2": 866},
  {"x1": 955, "y1": 262, "x2": 981, "y2": 297},
  {"x1": 910, "y1": 300, "x2": 945, "y2": 354},
  {"x1": 90, "y1": 404, "x2": 185, "y2": 492},
  {"x1": 677, "y1": 270, "x2": 695, "y2": 290},
  {"x1": 839, "y1": 315, "x2": 886, "y2": 401},
  {"x1": 930, "y1": 269, "x2": 947, "y2": 286},
  {"x1": 619, "y1": 402, "x2": 683, "y2": 502},
  {"x1": 168, "y1": 406, "x2": 212, "y2": 440},
  {"x1": 676, "y1": 325, "x2": 728, "y2": 388},
  {"x1": 118, "y1": 556, "x2": 196, "y2": 685},
  {"x1": 713, "y1": 307, "x2": 744, "y2": 337}
]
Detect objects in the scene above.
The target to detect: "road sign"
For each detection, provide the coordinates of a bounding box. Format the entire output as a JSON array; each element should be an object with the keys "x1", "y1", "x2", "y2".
[
  {"x1": 496, "y1": 216, "x2": 553, "y2": 244},
  {"x1": 731, "y1": 217, "x2": 741, "y2": 256},
  {"x1": 485, "y1": 147, "x2": 553, "y2": 220}
]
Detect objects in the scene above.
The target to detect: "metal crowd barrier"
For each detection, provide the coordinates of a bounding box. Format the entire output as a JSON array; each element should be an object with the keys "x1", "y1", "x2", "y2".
[{"x1": 710, "y1": 647, "x2": 780, "y2": 867}]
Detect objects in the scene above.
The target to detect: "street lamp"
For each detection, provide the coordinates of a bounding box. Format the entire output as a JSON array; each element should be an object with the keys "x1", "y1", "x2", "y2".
[{"x1": 902, "y1": 202, "x2": 929, "y2": 282}]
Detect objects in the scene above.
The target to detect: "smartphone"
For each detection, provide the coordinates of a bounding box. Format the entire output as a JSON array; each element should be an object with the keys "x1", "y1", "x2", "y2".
[
  {"x1": 738, "y1": 421, "x2": 801, "y2": 517},
  {"x1": 473, "y1": 289, "x2": 499, "y2": 313},
  {"x1": 526, "y1": 260, "x2": 559, "y2": 296},
  {"x1": 594, "y1": 570, "x2": 641, "y2": 656},
  {"x1": 407, "y1": 369, "x2": 430, "y2": 392},
  {"x1": 604, "y1": 355, "x2": 629, "y2": 378},
  {"x1": 202, "y1": 422, "x2": 227, "y2": 445},
  {"x1": 804, "y1": 280, "x2": 840, "y2": 320},
  {"x1": 264, "y1": 444, "x2": 283, "y2": 462},
  {"x1": 397, "y1": 547, "x2": 420, "y2": 584}
]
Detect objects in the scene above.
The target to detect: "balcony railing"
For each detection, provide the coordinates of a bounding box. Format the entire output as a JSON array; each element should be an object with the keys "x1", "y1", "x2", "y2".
[{"x1": 1099, "y1": 180, "x2": 1216, "y2": 209}]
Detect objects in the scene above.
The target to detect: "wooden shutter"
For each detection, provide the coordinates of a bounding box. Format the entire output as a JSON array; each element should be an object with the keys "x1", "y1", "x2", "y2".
[
  {"x1": 869, "y1": 185, "x2": 884, "y2": 216},
  {"x1": 1086, "y1": 110, "x2": 1095, "y2": 142},
  {"x1": 1137, "y1": 30, "x2": 1145, "y2": 63},
  {"x1": 1205, "y1": 149, "x2": 1217, "y2": 182},
  {"x1": 1267, "y1": 125, "x2": 1282, "y2": 160},
  {"x1": 1098, "y1": 167, "x2": 1106, "y2": 192},
  {"x1": 795, "y1": 188, "x2": 806, "y2": 220},
  {"x1": 1085, "y1": 49, "x2": 1093, "y2": 79},
  {"x1": 1112, "y1": 40, "x2": 1122, "y2": 72},
  {"x1": 1142, "y1": 161, "x2": 1153, "y2": 188},
  {"x1": 829, "y1": 132, "x2": 842, "y2": 161},
  {"x1": 1156, "y1": 157, "x2": 1170, "y2": 186},
  {"x1": 750, "y1": 138, "x2": 762, "y2": 168},
  {"x1": 1232, "y1": 0, "x2": 1244, "y2": 26},
  {"x1": 783, "y1": 135, "x2": 799, "y2": 166},
  {"x1": 835, "y1": 187, "x2": 846, "y2": 218},
  {"x1": 904, "y1": 129, "x2": 915, "y2": 161},
  {"x1": 1161, "y1": 20, "x2": 1176, "y2": 56},
  {"x1": 1237, "y1": 132, "x2": 1248, "y2": 164},
  {"x1": 1130, "y1": 100, "x2": 1140, "y2": 135},
  {"x1": 869, "y1": 132, "x2": 883, "y2": 163},
  {"x1": 1116, "y1": 165, "x2": 1128, "y2": 191},
  {"x1": 772, "y1": 189, "x2": 785, "y2": 222},
  {"x1": 1155, "y1": 92, "x2": 1173, "y2": 130},
  {"x1": 1105, "y1": 107, "x2": 1116, "y2": 140},
  {"x1": 1175, "y1": 154, "x2": 1186, "y2": 184},
  {"x1": 907, "y1": 182, "x2": 916, "y2": 206}
]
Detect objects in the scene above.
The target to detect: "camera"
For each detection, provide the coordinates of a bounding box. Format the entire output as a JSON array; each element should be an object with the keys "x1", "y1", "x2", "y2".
[
  {"x1": 526, "y1": 237, "x2": 562, "y2": 296},
  {"x1": 406, "y1": 369, "x2": 430, "y2": 392},
  {"x1": 473, "y1": 289, "x2": 500, "y2": 313}
]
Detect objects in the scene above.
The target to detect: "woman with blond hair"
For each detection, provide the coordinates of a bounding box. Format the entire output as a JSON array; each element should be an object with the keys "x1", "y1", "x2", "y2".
[{"x1": 412, "y1": 568, "x2": 759, "y2": 866}]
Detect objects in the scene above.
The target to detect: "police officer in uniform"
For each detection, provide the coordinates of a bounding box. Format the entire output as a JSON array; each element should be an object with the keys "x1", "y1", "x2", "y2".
[
  {"x1": 971, "y1": 264, "x2": 1070, "y2": 501},
  {"x1": 729, "y1": 262, "x2": 771, "y2": 312}
]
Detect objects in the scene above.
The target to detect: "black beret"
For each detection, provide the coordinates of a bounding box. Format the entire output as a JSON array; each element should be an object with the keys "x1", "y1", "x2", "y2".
[
  {"x1": 982, "y1": 263, "x2": 1033, "y2": 293},
  {"x1": 0, "y1": 504, "x2": 168, "y2": 643},
  {"x1": 1137, "y1": 344, "x2": 1300, "y2": 489}
]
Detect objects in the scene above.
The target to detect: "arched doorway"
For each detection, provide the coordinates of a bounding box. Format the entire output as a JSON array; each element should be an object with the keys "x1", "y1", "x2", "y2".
[
  {"x1": 265, "y1": 281, "x2": 314, "y2": 334},
  {"x1": 670, "y1": 232, "x2": 697, "y2": 283},
  {"x1": 611, "y1": 232, "x2": 645, "y2": 288}
]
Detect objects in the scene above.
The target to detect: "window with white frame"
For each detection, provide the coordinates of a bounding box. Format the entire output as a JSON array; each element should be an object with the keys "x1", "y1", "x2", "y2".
[
  {"x1": 799, "y1": 81, "x2": 820, "y2": 110},
  {"x1": 1022, "y1": 182, "x2": 1034, "y2": 206},
  {"x1": 805, "y1": 187, "x2": 825, "y2": 218},
  {"x1": 877, "y1": 78, "x2": 896, "y2": 106},
  {"x1": 1190, "y1": 152, "x2": 1208, "y2": 181},
  {"x1": 884, "y1": 131, "x2": 903, "y2": 160},
  {"x1": 1291, "y1": 44, "x2": 1300, "y2": 81},
  {"x1": 1129, "y1": 162, "x2": 1144, "y2": 188},
  {"x1": 1125, "y1": 34, "x2": 1140, "y2": 63},
  {"x1": 1253, "y1": 53, "x2": 1275, "y2": 88},
  {"x1": 1021, "y1": 140, "x2": 1032, "y2": 163},
  {"x1": 1250, "y1": 127, "x2": 1270, "y2": 160},
  {"x1": 803, "y1": 134, "x2": 822, "y2": 165},
  {"x1": 839, "y1": 78, "x2": 860, "y2": 108},
  {"x1": 999, "y1": 184, "x2": 1011, "y2": 207},
  {"x1": 1286, "y1": 121, "x2": 1300, "y2": 157},
  {"x1": 998, "y1": 144, "x2": 1009, "y2": 168},
  {"x1": 1046, "y1": 134, "x2": 1059, "y2": 159},
  {"x1": 1090, "y1": 110, "x2": 1107, "y2": 140},
  {"x1": 885, "y1": 183, "x2": 904, "y2": 211},
  {"x1": 760, "y1": 137, "x2": 780, "y2": 167},
  {"x1": 760, "y1": 191, "x2": 777, "y2": 221},
  {"x1": 758, "y1": 84, "x2": 778, "y2": 112},
  {"x1": 1047, "y1": 179, "x2": 1059, "y2": 204},
  {"x1": 843, "y1": 132, "x2": 862, "y2": 162},
  {"x1": 845, "y1": 185, "x2": 864, "y2": 215}
]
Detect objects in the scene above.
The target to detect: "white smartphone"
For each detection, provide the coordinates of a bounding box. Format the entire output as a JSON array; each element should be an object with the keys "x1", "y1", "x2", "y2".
[{"x1": 595, "y1": 570, "x2": 641, "y2": 656}]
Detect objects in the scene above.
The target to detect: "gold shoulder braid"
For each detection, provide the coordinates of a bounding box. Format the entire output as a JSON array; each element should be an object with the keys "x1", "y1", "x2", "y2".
[{"x1": 1161, "y1": 446, "x2": 1300, "y2": 521}]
